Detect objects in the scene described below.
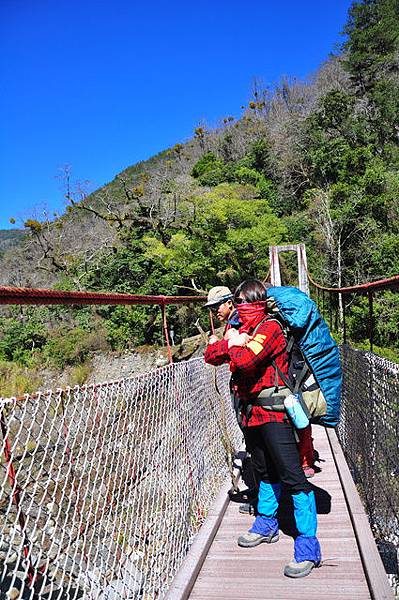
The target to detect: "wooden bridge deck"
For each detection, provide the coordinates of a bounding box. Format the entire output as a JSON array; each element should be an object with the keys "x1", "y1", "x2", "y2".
[{"x1": 167, "y1": 425, "x2": 394, "y2": 600}]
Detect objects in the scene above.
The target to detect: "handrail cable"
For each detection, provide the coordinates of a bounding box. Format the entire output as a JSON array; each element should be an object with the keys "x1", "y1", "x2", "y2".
[
  {"x1": 0, "y1": 285, "x2": 206, "y2": 306},
  {"x1": 307, "y1": 273, "x2": 399, "y2": 294}
]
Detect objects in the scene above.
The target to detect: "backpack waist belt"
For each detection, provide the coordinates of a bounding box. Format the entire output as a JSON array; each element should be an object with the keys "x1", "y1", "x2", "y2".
[{"x1": 247, "y1": 386, "x2": 291, "y2": 416}]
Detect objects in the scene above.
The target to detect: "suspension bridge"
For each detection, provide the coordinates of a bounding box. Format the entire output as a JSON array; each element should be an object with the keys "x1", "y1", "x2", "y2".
[{"x1": 0, "y1": 247, "x2": 398, "y2": 600}]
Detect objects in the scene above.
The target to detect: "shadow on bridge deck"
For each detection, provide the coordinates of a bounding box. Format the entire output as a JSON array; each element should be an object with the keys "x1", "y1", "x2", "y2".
[{"x1": 167, "y1": 426, "x2": 394, "y2": 600}]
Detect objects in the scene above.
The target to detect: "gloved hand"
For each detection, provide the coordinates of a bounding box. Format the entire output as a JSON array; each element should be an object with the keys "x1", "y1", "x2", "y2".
[{"x1": 227, "y1": 330, "x2": 251, "y2": 348}]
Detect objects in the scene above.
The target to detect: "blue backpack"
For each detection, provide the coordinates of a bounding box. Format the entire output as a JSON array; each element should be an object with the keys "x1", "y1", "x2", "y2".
[{"x1": 266, "y1": 286, "x2": 342, "y2": 428}]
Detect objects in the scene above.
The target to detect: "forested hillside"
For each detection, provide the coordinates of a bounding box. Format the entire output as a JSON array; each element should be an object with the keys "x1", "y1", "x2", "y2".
[{"x1": 0, "y1": 0, "x2": 398, "y2": 393}]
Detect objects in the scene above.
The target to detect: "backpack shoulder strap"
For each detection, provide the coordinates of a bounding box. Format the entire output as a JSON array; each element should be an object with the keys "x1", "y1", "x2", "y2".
[
  {"x1": 251, "y1": 317, "x2": 268, "y2": 336},
  {"x1": 265, "y1": 317, "x2": 310, "y2": 394}
]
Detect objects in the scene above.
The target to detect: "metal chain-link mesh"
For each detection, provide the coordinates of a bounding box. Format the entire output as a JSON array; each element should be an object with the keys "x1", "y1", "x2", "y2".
[
  {"x1": 0, "y1": 358, "x2": 241, "y2": 599},
  {"x1": 338, "y1": 345, "x2": 399, "y2": 595}
]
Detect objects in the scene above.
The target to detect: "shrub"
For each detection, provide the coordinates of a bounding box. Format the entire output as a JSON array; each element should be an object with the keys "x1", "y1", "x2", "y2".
[
  {"x1": 43, "y1": 327, "x2": 109, "y2": 369},
  {"x1": 0, "y1": 361, "x2": 42, "y2": 397},
  {"x1": 70, "y1": 362, "x2": 92, "y2": 386},
  {"x1": 0, "y1": 318, "x2": 47, "y2": 364}
]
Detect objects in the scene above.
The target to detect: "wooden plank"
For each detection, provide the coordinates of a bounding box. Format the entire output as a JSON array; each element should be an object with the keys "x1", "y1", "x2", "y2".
[
  {"x1": 274, "y1": 245, "x2": 300, "y2": 252},
  {"x1": 326, "y1": 428, "x2": 394, "y2": 600}
]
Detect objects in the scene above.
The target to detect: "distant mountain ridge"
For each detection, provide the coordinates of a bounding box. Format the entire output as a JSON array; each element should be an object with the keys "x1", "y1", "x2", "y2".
[{"x1": 0, "y1": 229, "x2": 25, "y2": 255}]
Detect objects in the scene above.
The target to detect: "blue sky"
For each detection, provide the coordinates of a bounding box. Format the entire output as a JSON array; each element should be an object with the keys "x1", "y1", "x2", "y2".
[{"x1": 0, "y1": 0, "x2": 353, "y2": 229}]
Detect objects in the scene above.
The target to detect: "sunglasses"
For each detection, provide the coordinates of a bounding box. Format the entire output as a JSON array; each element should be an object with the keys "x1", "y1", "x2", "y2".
[
  {"x1": 209, "y1": 303, "x2": 222, "y2": 312},
  {"x1": 234, "y1": 297, "x2": 246, "y2": 304}
]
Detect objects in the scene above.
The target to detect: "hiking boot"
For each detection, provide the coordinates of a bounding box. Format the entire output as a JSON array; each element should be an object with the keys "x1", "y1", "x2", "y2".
[
  {"x1": 238, "y1": 502, "x2": 256, "y2": 515},
  {"x1": 237, "y1": 530, "x2": 279, "y2": 548},
  {"x1": 284, "y1": 559, "x2": 317, "y2": 578},
  {"x1": 228, "y1": 487, "x2": 258, "y2": 503},
  {"x1": 303, "y1": 466, "x2": 315, "y2": 478}
]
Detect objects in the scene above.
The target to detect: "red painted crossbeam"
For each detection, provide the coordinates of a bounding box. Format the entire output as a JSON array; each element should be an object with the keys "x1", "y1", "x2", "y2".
[{"x1": 0, "y1": 285, "x2": 206, "y2": 306}]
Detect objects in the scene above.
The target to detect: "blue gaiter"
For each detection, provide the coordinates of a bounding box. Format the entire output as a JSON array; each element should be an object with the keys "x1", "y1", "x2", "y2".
[
  {"x1": 293, "y1": 491, "x2": 321, "y2": 563},
  {"x1": 250, "y1": 481, "x2": 281, "y2": 537}
]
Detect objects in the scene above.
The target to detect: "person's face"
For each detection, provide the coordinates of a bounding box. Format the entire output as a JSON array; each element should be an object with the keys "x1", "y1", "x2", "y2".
[{"x1": 213, "y1": 300, "x2": 233, "y2": 323}]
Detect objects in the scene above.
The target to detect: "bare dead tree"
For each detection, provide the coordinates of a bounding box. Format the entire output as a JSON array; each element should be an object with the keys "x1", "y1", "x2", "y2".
[
  {"x1": 308, "y1": 187, "x2": 368, "y2": 328},
  {"x1": 24, "y1": 214, "x2": 69, "y2": 274}
]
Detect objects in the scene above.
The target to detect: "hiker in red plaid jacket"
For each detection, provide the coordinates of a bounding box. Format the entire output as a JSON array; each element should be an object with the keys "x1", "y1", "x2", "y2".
[
  {"x1": 204, "y1": 279, "x2": 321, "y2": 579},
  {"x1": 204, "y1": 303, "x2": 289, "y2": 428}
]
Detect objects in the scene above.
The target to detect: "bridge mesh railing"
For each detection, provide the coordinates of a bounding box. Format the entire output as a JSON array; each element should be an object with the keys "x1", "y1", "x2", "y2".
[
  {"x1": 0, "y1": 358, "x2": 241, "y2": 599},
  {"x1": 338, "y1": 344, "x2": 399, "y2": 592}
]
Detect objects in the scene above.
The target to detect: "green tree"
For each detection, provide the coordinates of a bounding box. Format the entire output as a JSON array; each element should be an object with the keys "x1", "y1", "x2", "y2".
[
  {"x1": 0, "y1": 316, "x2": 47, "y2": 364},
  {"x1": 191, "y1": 152, "x2": 227, "y2": 186},
  {"x1": 343, "y1": 0, "x2": 399, "y2": 148},
  {"x1": 143, "y1": 183, "x2": 286, "y2": 286}
]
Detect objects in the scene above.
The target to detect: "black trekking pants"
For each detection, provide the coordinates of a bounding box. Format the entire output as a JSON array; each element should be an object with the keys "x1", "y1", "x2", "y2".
[{"x1": 245, "y1": 421, "x2": 311, "y2": 495}]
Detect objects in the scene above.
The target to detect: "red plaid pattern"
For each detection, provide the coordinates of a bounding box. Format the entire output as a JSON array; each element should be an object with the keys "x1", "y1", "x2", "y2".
[{"x1": 204, "y1": 318, "x2": 289, "y2": 427}]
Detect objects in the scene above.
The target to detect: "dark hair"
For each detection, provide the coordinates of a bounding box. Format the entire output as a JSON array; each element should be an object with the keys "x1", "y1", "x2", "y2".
[{"x1": 234, "y1": 279, "x2": 266, "y2": 303}]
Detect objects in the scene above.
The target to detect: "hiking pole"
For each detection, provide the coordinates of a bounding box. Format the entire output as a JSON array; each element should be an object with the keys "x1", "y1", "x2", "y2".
[{"x1": 195, "y1": 319, "x2": 238, "y2": 492}]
